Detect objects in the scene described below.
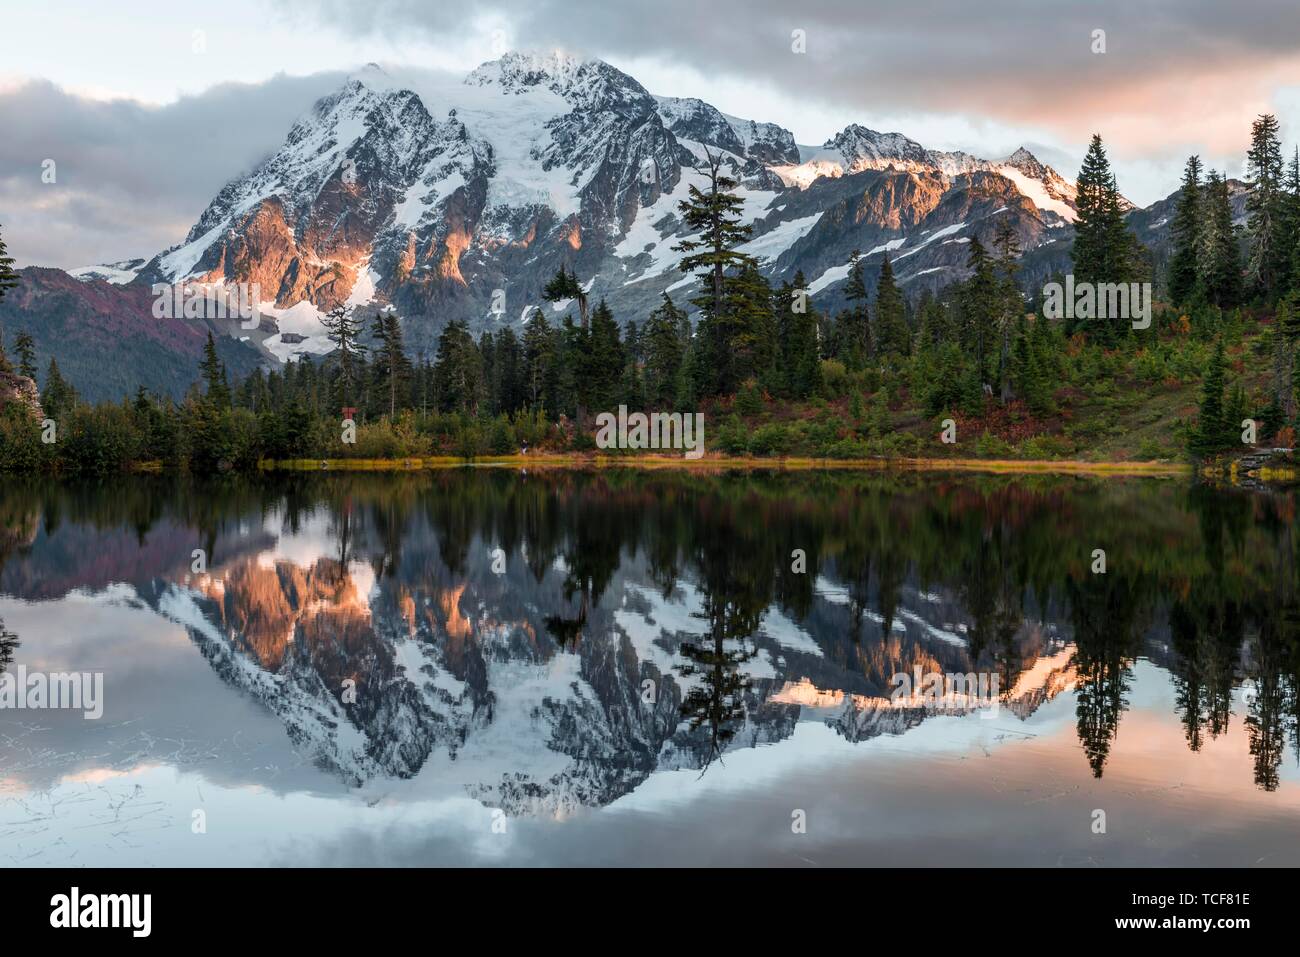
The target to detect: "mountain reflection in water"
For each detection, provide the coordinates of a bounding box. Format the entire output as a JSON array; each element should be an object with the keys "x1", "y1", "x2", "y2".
[{"x1": 1, "y1": 470, "x2": 1298, "y2": 866}]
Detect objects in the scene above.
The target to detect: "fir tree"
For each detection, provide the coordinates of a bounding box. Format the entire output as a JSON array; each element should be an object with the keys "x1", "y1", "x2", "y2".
[
  {"x1": 961, "y1": 237, "x2": 999, "y2": 382},
  {"x1": 1072, "y1": 134, "x2": 1146, "y2": 342},
  {"x1": 542, "y1": 266, "x2": 589, "y2": 330},
  {"x1": 1190, "y1": 337, "x2": 1228, "y2": 458},
  {"x1": 673, "y1": 149, "x2": 758, "y2": 394},
  {"x1": 873, "y1": 254, "x2": 910, "y2": 357},
  {"x1": 585, "y1": 299, "x2": 625, "y2": 413},
  {"x1": 721, "y1": 261, "x2": 777, "y2": 390},
  {"x1": 199, "y1": 331, "x2": 231, "y2": 408},
  {"x1": 432, "y1": 318, "x2": 484, "y2": 414},
  {"x1": 776, "y1": 272, "x2": 821, "y2": 399},
  {"x1": 370, "y1": 308, "x2": 412, "y2": 419},
  {"x1": 1245, "y1": 113, "x2": 1286, "y2": 301},
  {"x1": 643, "y1": 294, "x2": 686, "y2": 406},
  {"x1": 993, "y1": 219, "x2": 1023, "y2": 403},
  {"x1": 840, "y1": 249, "x2": 871, "y2": 367},
  {"x1": 1168, "y1": 155, "x2": 1204, "y2": 307},
  {"x1": 522, "y1": 308, "x2": 555, "y2": 410},
  {"x1": 1198, "y1": 171, "x2": 1242, "y2": 308},
  {"x1": 0, "y1": 223, "x2": 18, "y2": 304},
  {"x1": 42, "y1": 357, "x2": 76, "y2": 418},
  {"x1": 321, "y1": 304, "x2": 366, "y2": 411}
]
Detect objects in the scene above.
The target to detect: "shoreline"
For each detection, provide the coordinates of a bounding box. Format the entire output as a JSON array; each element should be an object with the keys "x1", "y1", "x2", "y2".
[{"x1": 256, "y1": 454, "x2": 1193, "y2": 477}]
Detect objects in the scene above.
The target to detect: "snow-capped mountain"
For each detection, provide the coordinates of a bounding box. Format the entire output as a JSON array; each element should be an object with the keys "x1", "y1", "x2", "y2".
[
  {"x1": 110, "y1": 52, "x2": 1096, "y2": 363},
  {"x1": 13, "y1": 49, "x2": 1205, "y2": 391}
]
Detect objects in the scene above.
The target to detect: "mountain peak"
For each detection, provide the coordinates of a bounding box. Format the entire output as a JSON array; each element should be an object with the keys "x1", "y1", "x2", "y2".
[{"x1": 467, "y1": 50, "x2": 598, "y2": 91}]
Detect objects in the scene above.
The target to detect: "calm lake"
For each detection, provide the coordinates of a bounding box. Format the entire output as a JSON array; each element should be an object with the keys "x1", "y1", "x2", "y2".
[{"x1": 1, "y1": 469, "x2": 1298, "y2": 866}]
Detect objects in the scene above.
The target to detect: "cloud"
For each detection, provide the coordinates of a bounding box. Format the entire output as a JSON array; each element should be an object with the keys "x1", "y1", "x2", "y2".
[
  {"x1": 5, "y1": 0, "x2": 1298, "y2": 267},
  {"x1": 298, "y1": 0, "x2": 1300, "y2": 196},
  {"x1": 0, "y1": 72, "x2": 345, "y2": 268}
]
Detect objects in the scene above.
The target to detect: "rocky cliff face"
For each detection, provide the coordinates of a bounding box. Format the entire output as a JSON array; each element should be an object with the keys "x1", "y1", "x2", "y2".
[{"x1": 0, "y1": 370, "x2": 42, "y2": 421}]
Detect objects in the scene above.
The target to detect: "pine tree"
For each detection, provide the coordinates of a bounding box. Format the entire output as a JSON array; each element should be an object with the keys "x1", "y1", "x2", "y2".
[
  {"x1": 873, "y1": 254, "x2": 910, "y2": 357},
  {"x1": 542, "y1": 266, "x2": 589, "y2": 330},
  {"x1": 0, "y1": 223, "x2": 18, "y2": 304},
  {"x1": 522, "y1": 308, "x2": 555, "y2": 411},
  {"x1": 1168, "y1": 155, "x2": 1204, "y2": 306},
  {"x1": 1190, "y1": 337, "x2": 1228, "y2": 457},
  {"x1": 673, "y1": 149, "x2": 758, "y2": 394},
  {"x1": 493, "y1": 325, "x2": 524, "y2": 415},
  {"x1": 1198, "y1": 171, "x2": 1242, "y2": 308},
  {"x1": 840, "y1": 249, "x2": 871, "y2": 367},
  {"x1": 199, "y1": 331, "x2": 231, "y2": 408},
  {"x1": 321, "y1": 304, "x2": 366, "y2": 411},
  {"x1": 14, "y1": 330, "x2": 38, "y2": 379},
  {"x1": 370, "y1": 308, "x2": 412, "y2": 419},
  {"x1": 1072, "y1": 134, "x2": 1145, "y2": 342},
  {"x1": 1245, "y1": 113, "x2": 1286, "y2": 301},
  {"x1": 993, "y1": 219, "x2": 1023, "y2": 403},
  {"x1": 721, "y1": 261, "x2": 777, "y2": 389},
  {"x1": 42, "y1": 357, "x2": 76, "y2": 418},
  {"x1": 432, "y1": 318, "x2": 484, "y2": 414},
  {"x1": 1011, "y1": 315, "x2": 1052, "y2": 415},
  {"x1": 961, "y1": 237, "x2": 998, "y2": 383},
  {"x1": 585, "y1": 299, "x2": 625, "y2": 413},
  {"x1": 1284, "y1": 147, "x2": 1300, "y2": 294},
  {"x1": 775, "y1": 272, "x2": 821, "y2": 399},
  {"x1": 643, "y1": 294, "x2": 686, "y2": 406}
]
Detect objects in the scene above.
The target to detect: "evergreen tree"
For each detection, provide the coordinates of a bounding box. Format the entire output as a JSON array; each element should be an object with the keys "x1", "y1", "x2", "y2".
[
  {"x1": 522, "y1": 308, "x2": 555, "y2": 410},
  {"x1": 992, "y1": 219, "x2": 1023, "y2": 403},
  {"x1": 1072, "y1": 134, "x2": 1146, "y2": 342},
  {"x1": 673, "y1": 149, "x2": 758, "y2": 394},
  {"x1": 0, "y1": 223, "x2": 18, "y2": 303},
  {"x1": 432, "y1": 318, "x2": 484, "y2": 414},
  {"x1": 1168, "y1": 155, "x2": 1204, "y2": 307},
  {"x1": 370, "y1": 308, "x2": 412, "y2": 419},
  {"x1": 721, "y1": 261, "x2": 777, "y2": 389},
  {"x1": 1190, "y1": 337, "x2": 1229, "y2": 457},
  {"x1": 9, "y1": 330, "x2": 33, "y2": 379},
  {"x1": 873, "y1": 254, "x2": 910, "y2": 357},
  {"x1": 1283, "y1": 147, "x2": 1300, "y2": 293},
  {"x1": 840, "y1": 249, "x2": 871, "y2": 367},
  {"x1": 42, "y1": 357, "x2": 76, "y2": 418},
  {"x1": 493, "y1": 326, "x2": 524, "y2": 415},
  {"x1": 321, "y1": 304, "x2": 366, "y2": 411},
  {"x1": 776, "y1": 272, "x2": 821, "y2": 399},
  {"x1": 1198, "y1": 171, "x2": 1242, "y2": 308},
  {"x1": 542, "y1": 266, "x2": 589, "y2": 330},
  {"x1": 199, "y1": 331, "x2": 231, "y2": 408},
  {"x1": 643, "y1": 294, "x2": 686, "y2": 406},
  {"x1": 585, "y1": 298, "x2": 625, "y2": 413},
  {"x1": 961, "y1": 237, "x2": 999, "y2": 383},
  {"x1": 1245, "y1": 113, "x2": 1286, "y2": 301}
]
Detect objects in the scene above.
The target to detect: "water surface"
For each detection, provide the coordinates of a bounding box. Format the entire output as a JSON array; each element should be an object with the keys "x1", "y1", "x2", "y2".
[{"x1": 1, "y1": 470, "x2": 1297, "y2": 866}]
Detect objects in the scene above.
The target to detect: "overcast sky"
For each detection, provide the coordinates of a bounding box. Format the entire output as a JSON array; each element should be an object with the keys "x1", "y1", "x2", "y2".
[{"x1": 3, "y1": 0, "x2": 1298, "y2": 268}]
